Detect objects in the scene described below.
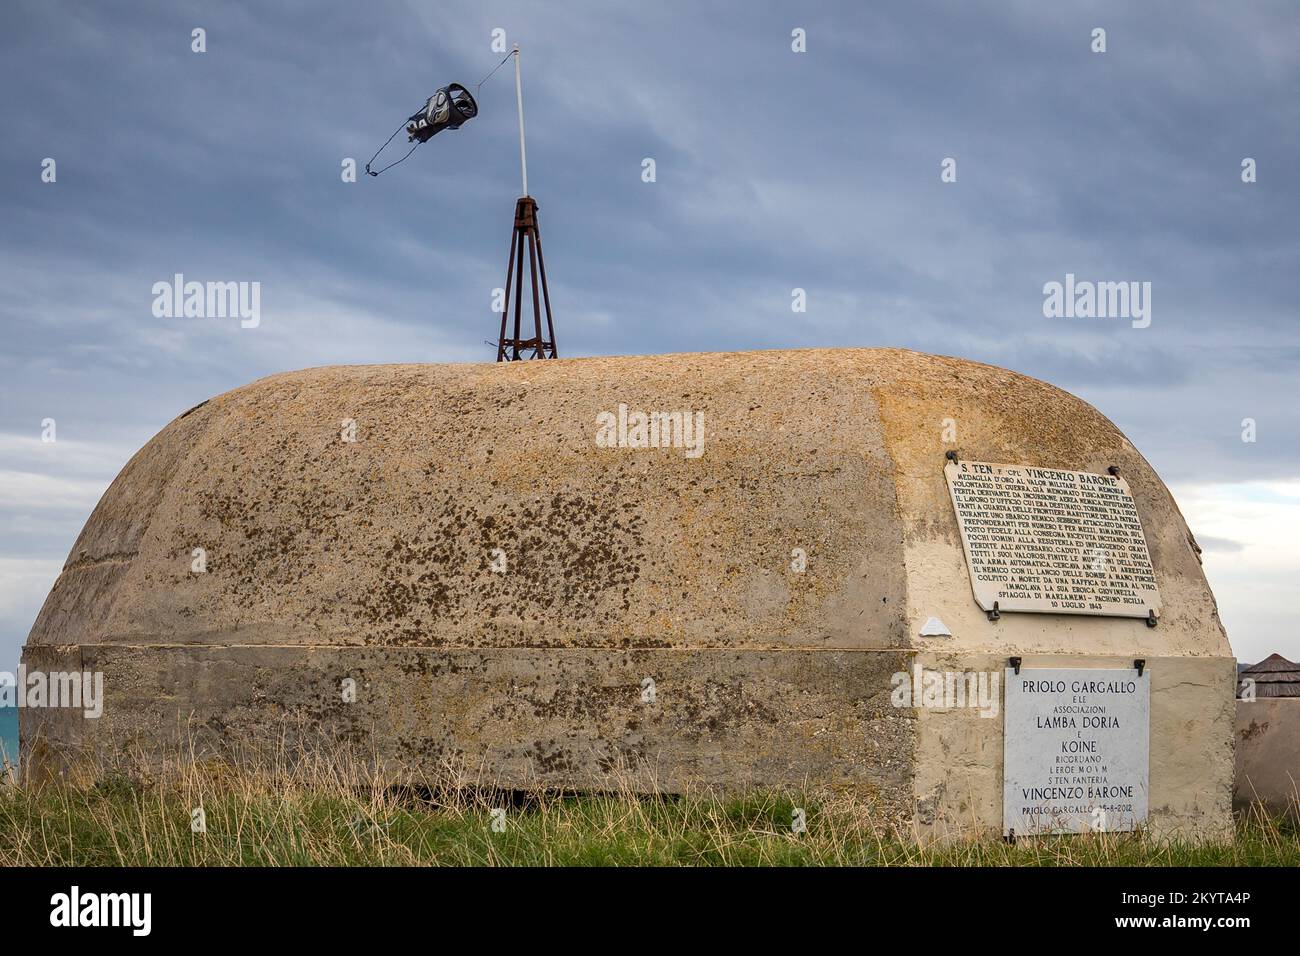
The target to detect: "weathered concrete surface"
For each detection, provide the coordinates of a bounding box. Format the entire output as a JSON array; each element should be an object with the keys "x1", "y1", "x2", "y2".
[
  {"x1": 29, "y1": 351, "x2": 909, "y2": 651},
  {"x1": 21, "y1": 348, "x2": 1235, "y2": 838},
  {"x1": 871, "y1": 353, "x2": 1234, "y2": 838},
  {"x1": 61, "y1": 645, "x2": 912, "y2": 804},
  {"x1": 1234, "y1": 699, "x2": 1300, "y2": 815}
]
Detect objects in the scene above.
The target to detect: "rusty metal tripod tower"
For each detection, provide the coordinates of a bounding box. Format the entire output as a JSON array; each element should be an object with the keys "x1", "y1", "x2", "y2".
[{"x1": 496, "y1": 45, "x2": 557, "y2": 361}]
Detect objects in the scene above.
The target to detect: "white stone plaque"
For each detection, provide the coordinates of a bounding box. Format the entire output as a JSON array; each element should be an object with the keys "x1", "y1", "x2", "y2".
[
  {"x1": 945, "y1": 460, "x2": 1161, "y2": 619},
  {"x1": 1003, "y1": 667, "x2": 1149, "y2": 835}
]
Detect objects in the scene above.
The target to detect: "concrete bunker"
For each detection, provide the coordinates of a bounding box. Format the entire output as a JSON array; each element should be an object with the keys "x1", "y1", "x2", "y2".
[{"x1": 20, "y1": 348, "x2": 1236, "y2": 838}]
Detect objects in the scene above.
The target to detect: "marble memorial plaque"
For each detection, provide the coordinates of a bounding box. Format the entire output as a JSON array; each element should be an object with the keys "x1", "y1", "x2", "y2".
[
  {"x1": 945, "y1": 460, "x2": 1161, "y2": 619},
  {"x1": 1003, "y1": 667, "x2": 1150, "y2": 835}
]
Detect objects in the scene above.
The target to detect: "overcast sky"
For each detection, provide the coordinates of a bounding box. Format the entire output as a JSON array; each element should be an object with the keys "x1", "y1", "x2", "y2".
[{"x1": 2, "y1": 0, "x2": 1298, "y2": 670}]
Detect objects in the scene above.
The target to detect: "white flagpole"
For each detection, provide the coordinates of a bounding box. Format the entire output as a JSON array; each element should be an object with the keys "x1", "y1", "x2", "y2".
[{"x1": 513, "y1": 44, "x2": 528, "y2": 197}]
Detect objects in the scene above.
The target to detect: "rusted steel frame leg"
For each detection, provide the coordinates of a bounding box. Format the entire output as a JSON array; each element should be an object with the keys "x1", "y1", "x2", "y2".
[
  {"x1": 511, "y1": 202, "x2": 527, "y2": 360},
  {"x1": 533, "y1": 206, "x2": 557, "y2": 358},
  {"x1": 498, "y1": 212, "x2": 519, "y2": 363}
]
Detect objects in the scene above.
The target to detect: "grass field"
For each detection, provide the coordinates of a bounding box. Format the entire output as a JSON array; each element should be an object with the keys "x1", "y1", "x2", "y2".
[{"x1": 1, "y1": 750, "x2": 1296, "y2": 866}]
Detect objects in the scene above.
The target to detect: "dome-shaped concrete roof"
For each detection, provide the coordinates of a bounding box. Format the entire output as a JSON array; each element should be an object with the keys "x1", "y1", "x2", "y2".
[{"x1": 28, "y1": 348, "x2": 1227, "y2": 659}]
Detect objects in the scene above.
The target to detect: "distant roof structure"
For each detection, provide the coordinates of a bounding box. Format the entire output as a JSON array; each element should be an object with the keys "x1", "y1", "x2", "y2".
[{"x1": 1238, "y1": 654, "x2": 1300, "y2": 698}]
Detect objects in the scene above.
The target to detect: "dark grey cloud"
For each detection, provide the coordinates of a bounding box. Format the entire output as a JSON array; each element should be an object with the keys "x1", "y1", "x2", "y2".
[{"x1": 2, "y1": 0, "x2": 1298, "y2": 668}]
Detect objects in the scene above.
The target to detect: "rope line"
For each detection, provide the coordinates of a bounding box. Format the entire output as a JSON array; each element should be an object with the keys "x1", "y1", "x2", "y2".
[
  {"x1": 475, "y1": 50, "x2": 515, "y2": 94},
  {"x1": 367, "y1": 52, "x2": 513, "y2": 177},
  {"x1": 365, "y1": 120, "x2": 420, "y2": 177}
]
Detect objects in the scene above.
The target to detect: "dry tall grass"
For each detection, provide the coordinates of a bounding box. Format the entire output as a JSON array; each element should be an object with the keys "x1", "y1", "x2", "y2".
[{"x1": 1, "y1": 724, "x2": 1295, "y2": 866}]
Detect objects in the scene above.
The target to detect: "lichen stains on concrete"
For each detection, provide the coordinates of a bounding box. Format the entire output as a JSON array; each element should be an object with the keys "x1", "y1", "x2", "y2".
[
  {"x1": 355, "y1": 490, "x2": 647, "y2": 644},
  {"x1": 1239, "y1": 718, "x2": 1270, "y2": 742},
  {"x1": 30, "y1": 348, "x2": 922, "y2": 652}
]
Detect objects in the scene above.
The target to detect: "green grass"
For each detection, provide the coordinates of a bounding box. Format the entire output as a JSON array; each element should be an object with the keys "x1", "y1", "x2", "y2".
[{"x1": 1, "y1": 757, "x2": 1296, "y2": 866}]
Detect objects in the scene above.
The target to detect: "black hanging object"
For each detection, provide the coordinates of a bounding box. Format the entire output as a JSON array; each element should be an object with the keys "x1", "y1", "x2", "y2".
[
  {"x1": 407, "y1": 83, "x2": 478, "y2": 143},
  {"x1": 365, "y1": 83, "x2": 478, "y2": 177}
]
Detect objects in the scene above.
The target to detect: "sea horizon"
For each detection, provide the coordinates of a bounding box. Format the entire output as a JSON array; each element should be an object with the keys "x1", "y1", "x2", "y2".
[{"x1": 0, "y1": 707, "x2": 18, "y2": 767}]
